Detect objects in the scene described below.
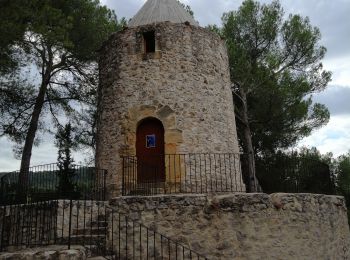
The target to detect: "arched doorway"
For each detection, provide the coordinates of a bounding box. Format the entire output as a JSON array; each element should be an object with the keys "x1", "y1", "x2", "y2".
[{"x1": 136, "y1": 118, "x2": 165, "y2": 183}]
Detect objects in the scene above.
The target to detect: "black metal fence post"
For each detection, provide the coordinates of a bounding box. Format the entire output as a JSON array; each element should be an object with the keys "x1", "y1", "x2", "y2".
[
  {"x1": 108, "y1": 209, "x2": 208, "y2": 259},
  {"x1": 68, "y1": 199, "x2": 73, "y2": 250},
  {"x1": 104, "y1": 170, "x2": 107, "y2": 201},
  {"x1": 0, "y1": 177, "x2": 5, "y2": 206},
  {"x1": 0, "y1": 205, "x2": 5, "y2": 251},
  {"x1": 122, "y1": 157, "x2": 125, "y2": 196}
]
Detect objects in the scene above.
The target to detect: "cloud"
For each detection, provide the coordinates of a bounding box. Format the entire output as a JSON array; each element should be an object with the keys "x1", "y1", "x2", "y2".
[
  {"x1": 281, "y1": 0, "x2": 350, "y2": 60},
  {"x1": 312, "y1": 85, "x2": 350, "y2": 116},
  {"x1": 0, "y1": 136, "x2": 88, "y2": 172},
  {"x1": 324, "y1": 57, "x2": 350, "y2": 86},
  {"x1": 101, "y1": 0, "x2": 144, "y2": 21},
  {"x1": 298, "y1": 115, "x2": 350, "y2": 157}
]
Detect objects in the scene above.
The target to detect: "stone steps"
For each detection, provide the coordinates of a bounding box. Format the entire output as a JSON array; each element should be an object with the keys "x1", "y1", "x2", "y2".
[
  {"x1": 57, "y1": 213, "x2": 108, "y2": 257},
  {"x1": 73, "y1": 226, "x2": 107, "y2": 236},
  {"x1": 90, "y1": 220, "x2": 108, "y2": 226}
]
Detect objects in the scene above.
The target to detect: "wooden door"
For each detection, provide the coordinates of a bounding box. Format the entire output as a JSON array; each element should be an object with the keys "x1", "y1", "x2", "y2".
[{"x1": 136, "y1": 118, "x2": 165, "y2": 183}]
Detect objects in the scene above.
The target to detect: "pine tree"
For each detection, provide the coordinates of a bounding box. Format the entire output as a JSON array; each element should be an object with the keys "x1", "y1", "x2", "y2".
[
  {"x1": 55, "y1": 123, "x2": 76, "y2": 198},
  {"x1": 0, "y1": 0, "x2": 123, "y2": 179},
  {"x1": 218, "y1": 0, "x2": 331, "y2": 191}
]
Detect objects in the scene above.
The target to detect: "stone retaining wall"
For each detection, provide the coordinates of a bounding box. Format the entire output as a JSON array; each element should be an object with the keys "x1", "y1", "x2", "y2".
[{"x1": 109, "y1": 193, "x2": 350, "y2": 259}]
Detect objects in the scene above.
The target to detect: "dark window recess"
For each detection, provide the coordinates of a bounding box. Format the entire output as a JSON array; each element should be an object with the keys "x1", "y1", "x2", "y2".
[{"x1": 143, "y1": 31, "x2": 155, "y2": 53}]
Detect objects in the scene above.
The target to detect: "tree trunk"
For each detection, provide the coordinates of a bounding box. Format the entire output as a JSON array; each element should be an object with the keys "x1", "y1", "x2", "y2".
[
  {"x1": 19, "y1": 70, "x2": 51, "y2": 198},
  {"x1": 239, "y1": 89, "x2": 259, "y2": 192}
]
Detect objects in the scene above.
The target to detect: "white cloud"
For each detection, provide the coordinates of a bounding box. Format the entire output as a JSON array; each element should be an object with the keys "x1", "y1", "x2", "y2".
[
  {"x1": 313, "y1": 85, "x2": 350, "y2": 115},
  {"x1": 324, "y1": 57, "x2": 350, "y2": 87},
  {"x1": 0, "y1": 136, "x2": 89, "y2": 172},
  {"x1": 298, "y1": 115, "x2": 350, "y2": 157}
]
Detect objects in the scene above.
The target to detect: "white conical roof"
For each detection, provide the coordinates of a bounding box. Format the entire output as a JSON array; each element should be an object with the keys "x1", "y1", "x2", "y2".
[{"x1": 129, "y1": 0, "x2": 199, "y2": 27}]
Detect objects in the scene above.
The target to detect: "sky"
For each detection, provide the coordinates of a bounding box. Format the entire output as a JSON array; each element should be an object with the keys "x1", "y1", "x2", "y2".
[{"x1": 0, "y1": 0, "x2": 349, "y2": 171}]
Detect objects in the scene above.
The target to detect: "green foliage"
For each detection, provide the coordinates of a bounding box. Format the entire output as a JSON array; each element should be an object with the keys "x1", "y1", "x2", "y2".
[
  {"x1": 297, "y1": 146, "x2": 333, "y2": 165},
  {"x1": 220, "y1": 0, "x2": 331, "y2": 155},
  {"x1": 0, "y1": 0, "x2": 123, "y2": 168},
  {"x1": 55, "y1": 123, "x2": 76, "y2": 197},
  {"x1": 206, "y1": 24, "x2": 223, "y2": 37},
  {"x1": 256, "y1": 148, "x2": 335, "y2": 194},
  {"x1": 0, "y1": 165, "x2": 99, "y2": 204},
  {"x1": 177, "y1": 0, "x2": 194, "y2": 17},
  {"x1": 0, "y1": 0, "x2": 30, "y2": 73},
  {"x1": 56, "y1": 123, "x2": 75, "y2": 169},
  {"x1": 23, "y1": 0, "x2": 119, "y2": 61},
  {"x1": 256, "y1": 147, "x2": 350, "y2": 221},
  {"x1": 0, "y1": 78, "x2": 36, "y2": 148},
  {"x1": 336, "y1": 154, "x2": 350, "y2": 192},
  {"x1": 333, "y1": 152, "x2": 350, "y2": 222}
]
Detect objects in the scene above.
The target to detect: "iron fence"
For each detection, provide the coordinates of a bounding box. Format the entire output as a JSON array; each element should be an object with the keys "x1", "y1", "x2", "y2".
[
  {"x1": 0, "y1": 200, "x2": 58, "y2": 250},
  {"x1": 0, "y1": 200, "x2": 207, "y2": 259},
  {"x1": 107, "y1": 210, "x2": 208, "y2": 259},
  {"x1": 0, "y1": 199, "x2": 106, "y2": 255},
  {"x1": 255, "y1": 155, "x2": 336, "y2": 194},
  {"x1": 0, "y1": 164, "x2": 107, "y2": 205},
  {"x1": 122, "y1": 153, "x2": 337, "y2": 196},
  {"x1": 122, "y1": 153, "x2": 245, "y2": 196}
]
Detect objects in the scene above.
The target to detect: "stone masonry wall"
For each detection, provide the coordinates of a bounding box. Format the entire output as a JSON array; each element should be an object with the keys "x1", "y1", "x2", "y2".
[
  {"x1": 96, "y1": 22, "x2": 243, "y2": 197},
  {"x1": 109, "y1": 193, "x2": 350, "y2": 259}
]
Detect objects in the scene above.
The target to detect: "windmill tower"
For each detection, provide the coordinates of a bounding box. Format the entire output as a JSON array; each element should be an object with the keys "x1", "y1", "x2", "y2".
[{"x1": 96, "y1": 0, "x2": 245, "y2": 197}]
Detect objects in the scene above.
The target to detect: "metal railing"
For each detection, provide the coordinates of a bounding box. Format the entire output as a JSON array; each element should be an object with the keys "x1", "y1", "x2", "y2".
[
  {"x1": 0, "y1": 200, "x2": 58, "y2": 250},
  {"x1": 122, "y1": 153, "x2": 245, "y2": 196},
  {"x1": 107, "y1": 210, "x2": 208, "y2": 259},
  {"x1": 122, "y1": 153, "x2": 337, "y2": 196},
  {"x1": 0, "y1": 164, "x2": 107, "y2": 205},
  {"x1": 0, "y1": 199, "x2": 106, "y2": 254},
  {"x1": 0, "y1": 156, "x2": 338, "y2": 257},
  {"x1": 0, "y1": 200, "x2": 208, "y2": 259},
  {"x1": 255, "y1": 155, "x2": 336, "y2": 194}
]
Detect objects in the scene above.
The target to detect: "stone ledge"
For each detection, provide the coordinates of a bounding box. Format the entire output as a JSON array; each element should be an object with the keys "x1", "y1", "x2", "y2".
[
  {"x1": 0, "y1": 245, "x2": 86, "y2": 260},
  {"x1": 110, "y1": 192, "x2": 347, "y2": 213},
  {"x1": 108, "y1": 192, "x2": 350, "y2": 259}
]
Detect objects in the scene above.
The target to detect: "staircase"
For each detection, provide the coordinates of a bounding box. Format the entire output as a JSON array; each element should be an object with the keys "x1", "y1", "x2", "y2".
[
  {"x1": 70, "y1": 214, "x2": 108, "y2": 257},
  {"x1": 0, "y1": 200, "x2": 208, "y2": 259}
]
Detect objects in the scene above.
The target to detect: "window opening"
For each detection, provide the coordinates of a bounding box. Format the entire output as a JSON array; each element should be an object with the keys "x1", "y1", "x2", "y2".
[{"x1": 143, "y1": 31, "x2": 155, "y2": 53}]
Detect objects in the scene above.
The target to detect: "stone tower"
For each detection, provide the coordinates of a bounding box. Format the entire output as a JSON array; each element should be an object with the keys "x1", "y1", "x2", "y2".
[{"x1": 96, "y1": 0, "x2": 245, "y2": 197}]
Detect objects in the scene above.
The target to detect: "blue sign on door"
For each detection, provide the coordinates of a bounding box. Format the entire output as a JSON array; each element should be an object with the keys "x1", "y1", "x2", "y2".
[{"x1": 146, "y1": 135, "x2": 156, "y2": 148}]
